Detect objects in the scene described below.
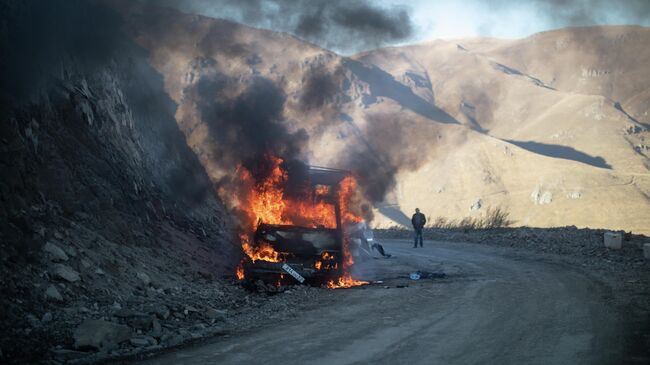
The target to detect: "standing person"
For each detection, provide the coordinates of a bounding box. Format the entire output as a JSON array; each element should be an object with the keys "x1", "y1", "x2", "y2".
[{"x1": 411, "y1": 208, "x2": 426, "y2": 248}]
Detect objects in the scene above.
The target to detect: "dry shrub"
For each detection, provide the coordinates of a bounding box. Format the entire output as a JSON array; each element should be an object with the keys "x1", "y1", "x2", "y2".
[{"x1": 428, "y1": 206, "x2": 513, "y2": 230}]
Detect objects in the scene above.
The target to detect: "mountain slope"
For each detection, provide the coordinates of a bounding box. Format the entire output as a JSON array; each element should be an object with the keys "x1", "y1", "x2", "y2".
[
  {"x1": 121, "y1": 5, "x2": 650, "y2": 234},
  {"x1": 353, "y1": 27, "x2": 650, "y2": 234}
]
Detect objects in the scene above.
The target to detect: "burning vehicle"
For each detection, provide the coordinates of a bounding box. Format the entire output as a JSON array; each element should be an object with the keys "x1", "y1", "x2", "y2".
[{"x1": 233, "y1": 157, "x2": 368, "y2": 288}]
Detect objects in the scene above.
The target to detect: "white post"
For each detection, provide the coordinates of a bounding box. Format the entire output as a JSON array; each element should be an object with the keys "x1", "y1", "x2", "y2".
[{"x1": 603, "y1": 232, "x2": 622, "y2": 249}]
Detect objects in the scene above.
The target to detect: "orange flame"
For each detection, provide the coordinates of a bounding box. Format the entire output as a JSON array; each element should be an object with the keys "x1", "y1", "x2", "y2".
[
  {"x1": 326, "y1": 274, "x2": 369, "y2": 289},
  {"x1": 229, "y1": 156, "x2": 367, "y2": 288},
  {"x1": 241, "y1": 233, "x2": 281, "y2": 263},
  {"x1": 236, "y1": 261, "x2": 245, "y2": 281},
  {"x1": 237, "y1": 156, "x2": 337, "y2": 231}
]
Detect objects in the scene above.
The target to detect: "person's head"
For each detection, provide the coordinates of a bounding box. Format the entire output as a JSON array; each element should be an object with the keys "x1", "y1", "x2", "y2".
[{"x1": 415, "y1": 208, "x2": 420, "y2": 213}]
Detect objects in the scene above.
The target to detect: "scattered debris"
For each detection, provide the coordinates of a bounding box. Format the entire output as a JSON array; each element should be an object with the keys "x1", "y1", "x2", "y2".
[{"x1": 409, "y1": 271, "x2": 446, "y2": 280}]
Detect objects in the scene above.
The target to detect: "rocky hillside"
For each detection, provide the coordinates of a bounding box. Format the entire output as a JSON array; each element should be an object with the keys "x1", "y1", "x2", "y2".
[{"x1": 0, "y1": 1, "x2": 240, "y2": 362}]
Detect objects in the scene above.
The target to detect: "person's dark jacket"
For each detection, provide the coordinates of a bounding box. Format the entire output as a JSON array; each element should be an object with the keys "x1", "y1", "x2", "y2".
[{"x1": 411, "y1": 212, "x2": 426, "y2": 230}]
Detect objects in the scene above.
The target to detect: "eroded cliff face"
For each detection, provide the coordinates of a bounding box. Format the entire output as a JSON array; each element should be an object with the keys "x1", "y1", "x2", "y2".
[{"x1": 0, "y1": 1, "x2": 239, "y2": 361}]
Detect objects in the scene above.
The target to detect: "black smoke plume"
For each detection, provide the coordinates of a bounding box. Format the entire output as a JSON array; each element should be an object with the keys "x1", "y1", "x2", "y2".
[
  {"x1": 157, "y1": 0, "x2": 414, "y2": 54},
  {"x1": 184, "y1": 65, "x2": 307, "y2": 182}
]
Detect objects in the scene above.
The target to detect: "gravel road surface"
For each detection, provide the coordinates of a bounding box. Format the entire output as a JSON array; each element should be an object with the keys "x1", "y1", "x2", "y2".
[{"x1": 134, "y1": 239, "x2": 636, "y2": 365}]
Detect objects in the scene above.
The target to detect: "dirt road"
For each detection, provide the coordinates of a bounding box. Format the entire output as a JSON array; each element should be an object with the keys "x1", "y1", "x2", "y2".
[{"x1": 136, "y1": 240, "x2": 632, "y2": 364}]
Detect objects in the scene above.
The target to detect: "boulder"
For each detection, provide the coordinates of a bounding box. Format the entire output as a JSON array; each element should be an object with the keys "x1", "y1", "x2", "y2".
[
  {"x1": 49, "y1": 348, "x2": 88, "y2": 361},
  {"x1": 150, "y1": 317, "x2": 162, "y2": 338},
  {"x1": 204, "y1": 307, "x2": 227, "y2": 321},
  {"x1": 136, "y1": 272, "x2": 151, "y2": 286},
  {"x1": 128, "y1": 315, "x2": 154, "y2": 330},
  {"x1": 51, "y1": 264, "x2": 80, "y2": 282},
  {"x1": 142, "y1": 303, "x2": 170, "y2": 319},
  {"x1": 73, "y1": 319, "x2": 131, "y2": 351},
  {"x1": 129, "y1": 335, "x2": 156, "y2": 347},
  {"x1": 44, "y1": 241, "x2": 69, "y2": 262},
  {"x1": 45, "y1": 285, "x2": 63, "y2": 302}
]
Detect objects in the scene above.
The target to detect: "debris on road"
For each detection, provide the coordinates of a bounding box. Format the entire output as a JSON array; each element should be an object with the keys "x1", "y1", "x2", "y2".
[{"x1": 410, "y1": 271, "x2": 446, "y2": 280}]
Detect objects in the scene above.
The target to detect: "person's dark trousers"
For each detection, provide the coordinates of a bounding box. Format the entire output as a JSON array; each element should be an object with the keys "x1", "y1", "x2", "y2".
[{"x1": 414, "y1": 228, "x2": 423, "y2": 247}]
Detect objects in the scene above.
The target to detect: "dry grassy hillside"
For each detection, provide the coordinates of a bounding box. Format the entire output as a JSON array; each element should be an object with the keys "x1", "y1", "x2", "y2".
[
  {"x1": 120, "y1": 5, "x2": 650, "y2": 234},
  {"x1": 355, "y1": 26, "x2": 650, "y2": 234}
]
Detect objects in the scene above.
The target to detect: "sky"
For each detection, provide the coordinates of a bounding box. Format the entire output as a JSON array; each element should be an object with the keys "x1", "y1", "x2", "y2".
[
  {"x1": 162, "y1": 0, "x2": 650, "y2": 54},
  {"x1": 399, "y1": 0, "x2": 650, "y2": 41}
]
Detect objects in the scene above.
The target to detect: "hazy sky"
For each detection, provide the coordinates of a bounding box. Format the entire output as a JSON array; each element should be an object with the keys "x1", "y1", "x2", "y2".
[
  {"x1": 163, "y1": 0, "x2": 650, "y2": 54},
  {"x1": 398, "y1": 0, "x2": 650, "y2": 41}
]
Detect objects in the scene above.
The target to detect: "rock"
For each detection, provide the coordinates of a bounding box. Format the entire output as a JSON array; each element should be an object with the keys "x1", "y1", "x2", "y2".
[
  {"x1": 73, "y1": 319, "x2": 132, "y2": 351},
  {"x1": 129, "y1": 335, "x2": 156, "y2": 347},
  {"x1": 113, "y1": 308, "x2": 146, "y2": 318},
  {"x1": 45, "y1": 285, "x2": 63, "y2": 301},
  {"x1": 150, "y1": 317, "x2": 162, "y2": 338},
  {"x1": 51, "y1": 264, "x2": 80, "y2": 282},
  {"x1": 142, "y1": 303, "x2": 170, "y2": 319},
  {"x1": 197, "y1": 270, "x2": 212, "y2": 280},
  {"x1": 95, "y1": 268, "x2": 105, "y2": 276},
  {"x1": 49, "y1": 348, "x2": 88, "y2": 361},
  {"x1": 204, "y1": 307, "x2": 227, "y2": 321},
  {"x1": 44, "y1": 241, "x2": 69, "y2": 262},
  {"x1": 136, "y1": 272, "x2": 151, "y2": 286},
  {"x1": 26, "y1": 314, "x2": 39, "y2": 326},
  {"x1": 42, "y1": 312, "x2": 53, "y2": 322},
  {"x1": 643, "y1": 243, "x2": 650, "y2": 259},
  {"x1": 64, "y1": 246, "x2": 77, "y2": 257},
  {"x1": 165, "y1": 334, "x2": 184, "y2": 347},
  {"x1": 128, "y1": 315, "x2": 154, "y2": 330}
]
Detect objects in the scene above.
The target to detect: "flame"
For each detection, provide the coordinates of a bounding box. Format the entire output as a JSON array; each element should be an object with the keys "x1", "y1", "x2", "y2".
[
  {"x1": 339, "y1": 176, "x2": 363, "y2": 226},
  {"x1": 236, "y1": 261, "x2": 245, "y2": 281},
  {"x1": 237, "y1": 156, "x2": 336, "y2": 230},
  {"x1": 228, "y1": 155, "x2": 367, "y2": 288},
  {"x1": 327, "y1": 274, "x2": 369, "y2": 289},
  {"x1": 314, "y1": 185, "x2": 330, "y2": 196},
  {"x1": 241, "y1": 233, "x2": 281, "y2": 263}
]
